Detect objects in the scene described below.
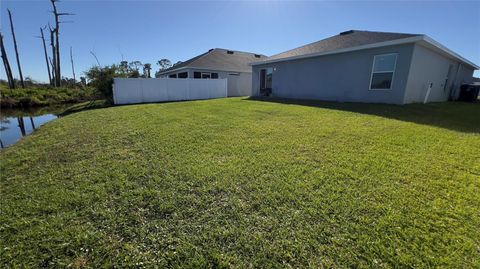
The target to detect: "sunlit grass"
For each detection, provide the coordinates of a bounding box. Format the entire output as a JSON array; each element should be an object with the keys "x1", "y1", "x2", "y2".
[{"x1": 1, "y1": 97, "x2": 479, "y2": 267}]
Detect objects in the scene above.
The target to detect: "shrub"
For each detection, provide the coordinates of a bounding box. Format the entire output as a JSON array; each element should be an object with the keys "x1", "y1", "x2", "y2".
[
  {"x1": 85, "y1": 66, "x2": 117, "y2": 103},
  {"x1": 85, "y1": 64, "x2": 140, "y2": 103}
]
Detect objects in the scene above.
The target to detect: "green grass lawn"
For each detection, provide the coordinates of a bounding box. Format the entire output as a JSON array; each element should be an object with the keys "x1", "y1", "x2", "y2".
[{"x1": 1, "y1": 97, "x2": 479, "y2": 268}]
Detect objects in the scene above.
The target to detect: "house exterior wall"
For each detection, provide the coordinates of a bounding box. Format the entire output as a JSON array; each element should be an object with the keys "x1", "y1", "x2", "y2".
[
  {"x1": 403, "y1": 44, "x2": 475, "y2": 103},
  {"x1": 159, "y1": 68, "x2": 252, "y2": 97},
  {"x1": 252, "y1": 44, "x2": 415, "y2": 104}
]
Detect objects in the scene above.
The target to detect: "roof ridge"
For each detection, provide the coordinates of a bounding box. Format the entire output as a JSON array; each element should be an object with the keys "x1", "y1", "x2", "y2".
[
  {"x1": 213, "y1": 48, "x2": 267, "y2": 56},
  {"x1": 354, "y1": 29, "x2": 422, "y2": 36}
]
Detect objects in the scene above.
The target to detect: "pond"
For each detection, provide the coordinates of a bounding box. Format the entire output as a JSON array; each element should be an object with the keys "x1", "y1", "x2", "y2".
[{"x1": 0, "y1": 105, "x2": 69, "y2": 149}]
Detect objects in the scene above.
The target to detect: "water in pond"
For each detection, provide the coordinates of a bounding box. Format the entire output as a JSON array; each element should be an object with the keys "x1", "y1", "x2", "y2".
[{"x1": 0, "y1": 105, "x2": 69, "y2": 149}]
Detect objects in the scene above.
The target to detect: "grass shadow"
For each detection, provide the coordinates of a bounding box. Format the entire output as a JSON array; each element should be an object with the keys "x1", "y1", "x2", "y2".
[
  {"x1": 245, "y1": 96, "x2": 480, "y2": 134},
  {"x1": 59, "y1": 100, "x2": 110, "y2": 117}
]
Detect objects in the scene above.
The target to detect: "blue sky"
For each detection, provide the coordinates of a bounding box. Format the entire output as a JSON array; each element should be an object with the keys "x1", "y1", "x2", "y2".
[{"x1": 1, "y1": 0, "x2": 479, "y2": 82}]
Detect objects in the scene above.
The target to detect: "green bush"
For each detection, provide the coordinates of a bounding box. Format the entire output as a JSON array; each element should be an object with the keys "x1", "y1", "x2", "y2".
[
  {"x1": 85, "y1": 64, "x2": 140, "y2": 103},
  {"x1": 85, "y1": 66, "x2": 117, "y2": 103}
]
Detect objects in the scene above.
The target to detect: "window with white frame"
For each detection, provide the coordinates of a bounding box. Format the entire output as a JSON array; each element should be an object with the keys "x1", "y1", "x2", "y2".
[
  {"x1": 194, "y1": 71, "x2": 218, "y2": 79},
  {"x1": 369, "y1": 53, "x2": 397, "y2": 90}
]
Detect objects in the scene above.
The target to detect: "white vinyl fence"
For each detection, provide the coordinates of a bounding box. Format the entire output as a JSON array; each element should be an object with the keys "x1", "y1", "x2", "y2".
[{"x1": 113, "y1": 78, "x2": 228, "y2": 105}]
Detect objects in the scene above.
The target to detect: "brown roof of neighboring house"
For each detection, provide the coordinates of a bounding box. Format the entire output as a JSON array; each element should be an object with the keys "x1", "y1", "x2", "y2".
[{"x1": 158, "y1": 48, "x2": 267, "y2": 74}]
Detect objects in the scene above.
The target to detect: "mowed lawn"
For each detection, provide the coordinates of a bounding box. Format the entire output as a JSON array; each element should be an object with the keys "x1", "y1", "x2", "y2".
[{"x1": 1, "y1": 97, "x2": 479, "y2": 268}]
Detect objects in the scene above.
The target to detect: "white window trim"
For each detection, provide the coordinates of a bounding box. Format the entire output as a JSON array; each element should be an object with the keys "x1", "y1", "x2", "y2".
[{"x1": 369, "y1": 53, "x2": 398, "y2": 91}]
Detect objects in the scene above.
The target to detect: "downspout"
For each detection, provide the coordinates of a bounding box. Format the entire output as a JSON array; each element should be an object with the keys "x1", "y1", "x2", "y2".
[
  {"x1": 424, "y1": 82, "x2": 433, "y2": 104},
  {"x1": 450, "y1": 63, "x2": 462, "y2": 101}
]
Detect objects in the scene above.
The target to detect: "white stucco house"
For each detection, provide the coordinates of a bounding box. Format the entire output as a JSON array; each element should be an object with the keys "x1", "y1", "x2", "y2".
[
  {"x1": 157, "y1": 48, "x2": 266, "y2": 97},
  {"x1": 250, "y1": 30, "x2": 479, "y2": 104}
]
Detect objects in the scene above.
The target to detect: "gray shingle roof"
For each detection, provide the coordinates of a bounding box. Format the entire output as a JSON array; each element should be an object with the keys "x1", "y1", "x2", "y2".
[
  {"x1": 159, "y1": 48, "x2": 267, "y2": 74},
  {"x1": 261, "y1": 30, "x2": 421, "y2": 62}
]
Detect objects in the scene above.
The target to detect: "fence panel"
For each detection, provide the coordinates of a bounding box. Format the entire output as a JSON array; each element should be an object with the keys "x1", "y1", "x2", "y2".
[{"x1": 113, "y1": 78, "x2": 227, "y2": 105}]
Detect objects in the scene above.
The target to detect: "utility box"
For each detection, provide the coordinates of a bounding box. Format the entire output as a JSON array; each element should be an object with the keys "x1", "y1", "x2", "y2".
[{"x1": 458, "y1": 84, "x2": 480, "y2": 102}]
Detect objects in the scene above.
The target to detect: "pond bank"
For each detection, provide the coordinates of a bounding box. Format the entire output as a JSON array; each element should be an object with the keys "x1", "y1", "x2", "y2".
[
  {"x1": 0, "y1": 86, "x2": 99, "y2": 108},
  {"x1": 0, "y1": 100, "x2": 109, "y2": 148}
]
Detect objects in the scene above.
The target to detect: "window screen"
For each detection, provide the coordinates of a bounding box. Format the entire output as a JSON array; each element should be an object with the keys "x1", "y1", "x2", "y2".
[
  {"x1": 370, "y1": 54, "x2": 397, "y2": 90},
  {"x1": 194, "y1": 72, "x2": 201, "y2": 79},
  {"x1": 211, "y1": 73, "x2": 218, "y2": 79}
]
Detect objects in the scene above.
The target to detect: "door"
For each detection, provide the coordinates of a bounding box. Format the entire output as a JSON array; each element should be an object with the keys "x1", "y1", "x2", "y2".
[
  {"x1": 260, "y1": 69, "x2": 266, "y2": 92},
  {"x1": 259, "y1": 68, "x2": 273, "y2": 96}
]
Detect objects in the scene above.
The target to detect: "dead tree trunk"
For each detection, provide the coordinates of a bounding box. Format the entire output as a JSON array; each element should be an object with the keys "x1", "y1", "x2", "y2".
[
  {"x1": 48, "y1": 25, "x2": 57, "y2": 87},
  {"x1": 7, "y1": 9, "x2": 25, "y2": 88},
  {"x1": 90, "y1": 51, "x2": 101, "y2": 66},
  {"x1": 49, "y1": 56, "x2": 55, "y2": 84},
  {"x1": 40, "y1": 27, "x2": 52, "y2": 86},
  {"x1": 0, "y1": 32, "x2": 15, "y2": 89},
  {"x1": 50, "y1": 0, "x2": 74, "y2": 87},
  {"x1": 70, "y1": 46, "x2": 76, "y2": 83},
  {"x1": 51, "y1": 0, "x2": 61, "y2": 86}
]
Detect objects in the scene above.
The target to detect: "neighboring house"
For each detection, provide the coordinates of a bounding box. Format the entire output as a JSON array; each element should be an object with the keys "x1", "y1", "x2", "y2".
[
  {"x1": 251, "y1": 30, "x2": 479, "y2": 104},
  {"x1": 157, "y1": 48, "x2": 266, "y2": 97}
]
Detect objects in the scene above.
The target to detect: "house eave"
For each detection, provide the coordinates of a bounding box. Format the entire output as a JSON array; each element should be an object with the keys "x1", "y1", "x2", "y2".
[{"x1": 420, "y1": 36, "x2": 479, "y2": 69}]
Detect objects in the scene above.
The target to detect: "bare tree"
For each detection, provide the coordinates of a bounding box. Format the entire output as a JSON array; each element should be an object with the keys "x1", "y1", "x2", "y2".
[
  {"x1": 49, "y1": 56, "x2": 55, "y2": 84},
  {"x1": 7, "y1": 9, "x2": 24, "y2": 88},
  {"x1": 0, "y1": 32, "x2": 15, "y2": 89},
  {"x1": 90, "y1": 51, "x2": 101, "y2": 66},
  {"x1": 39, "y1": 27, "x2": 52, "y2": 86},
  {"x1": 51, "y1": 0, "x2": 60, "y2": 86},
  {"x1": 48, "y1": 24, "x2": 57, "y2": 86},
  {"x1": 70, "y1": 46, "x2": 76, "y2": 82},
  {"x1": 50, "y1": 0, "x2": 74, "y2": 87}
]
